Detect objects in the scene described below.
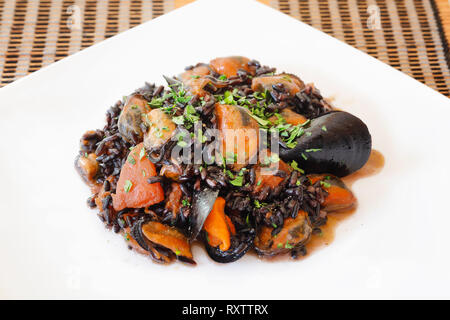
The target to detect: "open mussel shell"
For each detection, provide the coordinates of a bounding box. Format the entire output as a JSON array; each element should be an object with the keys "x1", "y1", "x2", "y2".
[
  {"x1": 204, "y1": 228, "x2": 255, "y2": 263},
  {"x1": 187, "y1": 188, "x2": 219, "y2": 241},
  {"x1": 254, "y1": 210, "x2": 312, "y2": 257},
  {"x1": 130, "y1": 218, "x2": 196, "y2": 265},
  {"x1": 279, "y1": 111, "x2": 372, "y2": 177}
]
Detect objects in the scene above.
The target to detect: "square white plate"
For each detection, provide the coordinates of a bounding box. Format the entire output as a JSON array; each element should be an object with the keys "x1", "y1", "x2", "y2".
[{"x1": 1, "y1": 0, "x2": 450, "y2": 299}]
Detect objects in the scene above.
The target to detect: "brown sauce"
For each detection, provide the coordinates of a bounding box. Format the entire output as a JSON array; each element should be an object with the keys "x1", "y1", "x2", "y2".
[
  {"x1": 257, "y1": 149, "x2": 385, "y2": 262},
  {"x1": 306, "y1": 149, "x2": 385, "y2": 256}
]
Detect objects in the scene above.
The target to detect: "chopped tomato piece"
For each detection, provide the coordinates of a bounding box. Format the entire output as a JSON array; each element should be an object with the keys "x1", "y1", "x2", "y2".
[{"x1": 112, "y1": 143, "x2": 164, "y2": 211}]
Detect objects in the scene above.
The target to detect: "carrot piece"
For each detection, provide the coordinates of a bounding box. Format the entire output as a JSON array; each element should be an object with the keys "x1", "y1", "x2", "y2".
[
  {"x1": 202, "y1": 197, "x2": 235, "y2": 251},
  {"x1": 112, "y1": 143, "x2": 164, "y2": 211}
]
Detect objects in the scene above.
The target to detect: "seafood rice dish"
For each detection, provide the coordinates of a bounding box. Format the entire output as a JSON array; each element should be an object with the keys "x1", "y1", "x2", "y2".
[{"x1": 75, "y1": 56, "x2": 372, "y2": 265}]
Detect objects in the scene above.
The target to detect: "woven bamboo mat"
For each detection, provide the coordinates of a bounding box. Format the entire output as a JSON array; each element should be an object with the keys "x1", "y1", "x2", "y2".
[{"x1": 0, "y1": 0, "x2": 449, "y2": 97}]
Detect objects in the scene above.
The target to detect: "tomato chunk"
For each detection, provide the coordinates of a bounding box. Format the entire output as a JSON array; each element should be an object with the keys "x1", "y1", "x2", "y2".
[{"x1": 112, "y1": 143, "x2": 164, "y2": 211}]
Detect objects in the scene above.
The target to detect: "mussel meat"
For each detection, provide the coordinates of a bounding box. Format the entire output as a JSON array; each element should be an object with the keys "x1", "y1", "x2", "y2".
[
  {"x1": 118, "y1": 94, "x2": 149, "y2": 143},
  {"x1": 75, "y1": 153, "x2": 99, "y2": 185},
  {"x1": 252, "y1": 73, "x2": 305, "y2": 100},
  {"x1": 309, "y1": 174, "x2": 356, "y2": 212},
  {"x1": 215, "y1": 104, "x2": 260, "y2": 170},
  {"x1": 209, "y1": 56, "x2": 256, "y2": 78},
  {"x1": 142, "y1": 108, "x2": 176, "y2": 151},
  {"x1": 254, "y1": 210, "x2": 312, "y2": 257},
  {"x1": 131, "y1": 218, "x2": 195, "y2": 265},
  {"x1": 279, "y1": 111, "x2": 372, "y2": 177},
  {"x1": 202, "y1": 197, "x2": 255, "y2": 263}
]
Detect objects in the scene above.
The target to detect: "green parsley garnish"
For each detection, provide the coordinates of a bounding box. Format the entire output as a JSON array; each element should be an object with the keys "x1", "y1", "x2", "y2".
[
  {"x1": 301, "y1": 153, "x2": 308, "y2": 160},
  {"x1": 124, "y1": 180, "x2": 133, "y2": 193},
  {"x1": 285, "y1": 242, "x2": 294, "y2": 249},
  {"x1": 320, "y1": 181, "x2": 331, "y2": 188},
  {"x1": 272, "y1": 223, "x2": 278, "y2": 229},
  {"x1": 139, "y1": 147, "x2": 146, "y2": 160},
  {"x1": 127, "y1": 155, "x2": 136, "y2": 165},
  {"x1": 190, "y1": 75, "x2": 201, "y2": 79},
  {"x1": 305, "y1": 148, "x2": 321, "y2": 152},
  {"x1": 229, "y1": 175, "x2": 244, "y2": 187},
  {"x1": 322, "y1": 125, "x2": 327, "y2": 132},
  {"x1": 182, "y1": 199, "x2": 191, "y2": 207},
  {"x1": 219, "y1": 74, "x2": 227, "y2": 81},
  {"x1": 175, "y1": 249, "x2": 181, "y2": 256},
  {"x1": 290, "y1": 160, "x2": 304, "y2": 173}
]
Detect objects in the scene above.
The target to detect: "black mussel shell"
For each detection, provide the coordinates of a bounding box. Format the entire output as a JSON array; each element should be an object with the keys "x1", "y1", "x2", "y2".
[
  {"x1": 204, "y1": 228, "x2": 255, "y2": 263},
  {"x1": 279, "y1": 111, "x2": 371, "y2": 177}
]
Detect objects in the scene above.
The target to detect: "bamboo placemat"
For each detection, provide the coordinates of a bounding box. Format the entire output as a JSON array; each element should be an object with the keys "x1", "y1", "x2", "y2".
[{"x1": 0, "y1": 0, "x2": 449, "y2": 97}]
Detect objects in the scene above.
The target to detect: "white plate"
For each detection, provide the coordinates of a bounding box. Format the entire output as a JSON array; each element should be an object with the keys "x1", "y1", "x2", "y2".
[{"x1": 1, "y1": 0, "x2": 450, "y2": 299}]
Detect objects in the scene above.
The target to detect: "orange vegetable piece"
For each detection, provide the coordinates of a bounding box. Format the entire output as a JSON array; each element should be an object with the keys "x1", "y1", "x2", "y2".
[
  {"x1": 203, "y1": 197, "x2": 236, "y2": 251},
  {"x1": 209, "y1": 56, "x2": 255, "y2": 78},
  {"x1": 112, "y1": 143, "x2": 164, "y2": 211}
]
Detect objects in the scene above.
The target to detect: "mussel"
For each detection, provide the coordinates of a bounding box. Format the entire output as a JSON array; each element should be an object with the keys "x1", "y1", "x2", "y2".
[
  {"x1": 279, "y1": 111, "x2": 372, "y2": 177},
  {"x1": 309, "y1": 174, "x2": 356, "y2": 212},
  {"x1": 130, "y1": 218, "x2": 195, "y2": 265},
  {"x1": 203, "y1": 228, "x2": 255, "y2": 263},
  {"x1": 75, "y1": 153, "x2": 99, "y2": 185},
  {"x1": 187, "y1": 188, "x2": 219, "y2": 241},
  {"x1": 201, "y1": 197, "x2": 255, "y2": 263},
  {"x1": 251, "y1": 73, "x2": 305, "y2": 100},
  {"x1": 118, "y1": 94, "x2": 150, "y2": 143},
  {"x1": 209, "y1": 56, "x2": 256, "y2": 78},
  {"x1": 254, "y1": 210, "x2": 312, "y2": 257},
  {"x1": 142, "y1": 108, "x2": 176, "y2": 151}
]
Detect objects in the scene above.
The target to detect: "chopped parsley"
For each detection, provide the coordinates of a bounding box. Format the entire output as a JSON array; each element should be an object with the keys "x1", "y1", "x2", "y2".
[
  {"x1": 124, "y1": 180, "x2": 133, "y2": 193},
  {"x1": 290, "y1": 160, "x2": 304, "y2": 174},
  {"x1": 320, "y1": 181, "x2": 331, "y2": 188},
  {"x1": 182, "y1": 199, "x2": 191, "y2": 207},
  {"x1": 139, "y1": 147, "x2": 146, "y2": 160},
  {"x1": 285, "y1": 242, "x2": 294, "y2": 249},
  {"x1": 127, "y1": 155, "x2": 136, "y2": 165},
  {"x1": 229, "y1": 175, "x2": 244, "y2": 187}
]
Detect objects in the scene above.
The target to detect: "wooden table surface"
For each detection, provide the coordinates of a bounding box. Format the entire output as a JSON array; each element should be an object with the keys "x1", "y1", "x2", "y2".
[{"x1": 0, "y1": 0, "x2": 449, "y2": 97}]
